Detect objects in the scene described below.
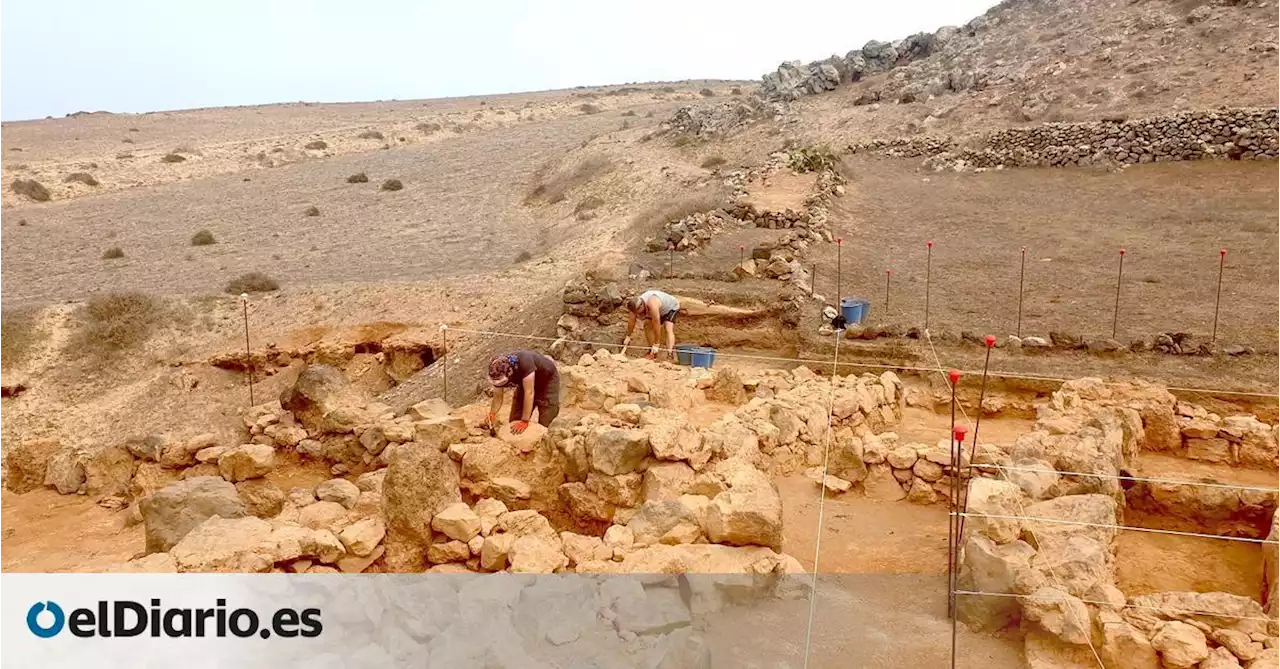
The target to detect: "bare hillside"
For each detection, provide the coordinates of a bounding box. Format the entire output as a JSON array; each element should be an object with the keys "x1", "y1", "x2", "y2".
[{"x1": 762, "y1": 0, "x2": 1278, "y2": 142}]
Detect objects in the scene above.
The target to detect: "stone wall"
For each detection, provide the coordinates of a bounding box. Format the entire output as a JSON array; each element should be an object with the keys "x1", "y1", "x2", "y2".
[{"x1": 848, "y1": 108, "x2": 1280, "y2": 170}]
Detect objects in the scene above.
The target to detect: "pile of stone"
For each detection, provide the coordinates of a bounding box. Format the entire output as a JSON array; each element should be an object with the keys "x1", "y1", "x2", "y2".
[
  {"x1": 664, "y1": 96, "x2": 773, "y2": 137},
  {"x1": 954, "y1": 378, "x2": 1280, "y2": 667},
  {"x1": 919, "y1": 108, "x2": 1278, "y2": 171},
  {"x1": 848, "y1": 135, "x2": 956, "y2": 158},
  {"x1": 760, "y1": 26, "x2": 966, "y2": 102},
  {"x1": 1173, "y1": 403, "x2": 1278, "y2": 468}
]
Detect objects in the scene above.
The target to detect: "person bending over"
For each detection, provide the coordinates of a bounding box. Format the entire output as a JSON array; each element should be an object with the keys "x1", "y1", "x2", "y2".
[
  {"x1": 485, "y1": 350, "x2": 561, "y2": 434},
  {"x1": 622, "y1": 289, "x2": 680, "y2": 359}
]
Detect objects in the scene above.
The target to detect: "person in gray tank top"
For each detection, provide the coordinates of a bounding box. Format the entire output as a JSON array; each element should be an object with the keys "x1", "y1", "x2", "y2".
[{"x1": 622, "y1": 290, "x2": 680, "y2": 359}]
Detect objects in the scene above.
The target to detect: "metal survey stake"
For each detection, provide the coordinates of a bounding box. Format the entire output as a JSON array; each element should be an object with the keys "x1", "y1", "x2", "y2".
[
  {"x1": 945, "y1": 368, "x2": 961, "y2": 620},
  {"x1": 810, "y1": 263, "x2": 817, "y2": 296},
  {"x1": 925, "y1": 241, "x2": 934, "y2": 332},
  {"x1": 950, "y1": 424, "x2": 968, "y2": 669},
  {"x1": 836, "y1": 238, "x2": 843, "y2": 306},
  {"x1": 739, "y1": 244, "x2": 745, "y2": 267},
  {"x1": 1016, "y1": 246, "x2": 1026, "y2": 338},
  {"x1": 241, "y1": 293, "x2": 254, "y2": 406},
  {"x1": 1113, "y1": 248, "x2": 1126, "y2": 339},
  {"x1": 956, "y1": 336, "x2": 995, "y2": 559},
  {"x1": 885, "y1": 269, "x2": 892, "y2": 318},
  {"x1": 440, "y1": 324, "x2": 449, "y2": 400},
  {"x1": 1212, "y1": 249, "x2": 1226, "y2": 344}
]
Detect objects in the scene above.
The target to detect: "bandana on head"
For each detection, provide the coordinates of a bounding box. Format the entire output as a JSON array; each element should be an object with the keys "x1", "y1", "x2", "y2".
[{"x1": 488, "y1": 354, "x2": 517, "y2": 386}]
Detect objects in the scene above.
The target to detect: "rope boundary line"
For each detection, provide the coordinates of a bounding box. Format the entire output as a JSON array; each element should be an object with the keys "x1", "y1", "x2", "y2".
[
  {"x1": 969, "y1": 463, "x2": 1279, "y2": 494},
  {"x1": 957, "y1": 511, "x2": 1280, "y2": 545},
  {"x1": 952, "y1": 590, "x2": 1276, "y2": 624}
]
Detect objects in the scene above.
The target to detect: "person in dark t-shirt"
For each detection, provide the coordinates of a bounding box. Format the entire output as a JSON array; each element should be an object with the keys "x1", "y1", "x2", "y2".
[{"x1": 485, "y1": 350, "x2": 561, "y2": 434}]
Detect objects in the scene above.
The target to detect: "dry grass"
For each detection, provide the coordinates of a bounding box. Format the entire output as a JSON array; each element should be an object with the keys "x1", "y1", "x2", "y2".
[
  {"x1": 303, "y1": 205, "x2": 320, "y2": 217},
  {"x1": 347, "y1": 172, "x2": 369, "y2": 183},
  {"x1": 578, "y1": 103, "x2": 603, "y2": 115},
  {"x1": 10, "y1": 179, "x2": 51, "y2": 202},
  {"x1": 102, "y1": 247, "x2": 125, "y2": 259},
  {"x1": 381, "y1": 179, "x2": 403, "y2": 191},
  {"x1": 161, "y1": 153, "x2": 186, "y2": 163},
  {"x1": 64, "y1": 172, "x2": 100, "y2": 186},
  {"x1": 633, "y1": 190, "x2": 726, "y2": 231},
  {"x1": 358, "y1": 130, "x2": 385, "y2": 140},
  {"x1": 731, "y1": 87, "x2": 743, "y2": 96},
  {"x1": 672, "y1": 135, "x2": 695, "y2": 148},
  {"x1": 190, "y1": 230, "x2": 216, "y2": 246},
  {"x1": 304, "y1": 140, "x2": 328, "y2": 150},
  {"x1": 71, "y1": 292, "x2": 165, "y2": 361},
  {"x1": 513, "y1": 250, "x2": 533, "y2": 263},
  {"x1": 416, "y1": 122, "x2": 442, "y2": 134},
  {"x1": 525, "y1": 155, "x2": 613, "y2": 205},
  {"x1": 700, "y1": 156, "x2": 727, "y2": 169},
  {"x1": 225, "y1": 272, "x2": 279, "y2": 294},
  {"x1": 1, "y1": 308, "x2": 42, "y2": 368}
]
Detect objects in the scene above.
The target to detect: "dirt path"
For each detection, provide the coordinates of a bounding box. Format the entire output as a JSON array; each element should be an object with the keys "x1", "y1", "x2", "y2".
[{"x1": 1, "y1": 489, "x2": 141, "y2": 572}]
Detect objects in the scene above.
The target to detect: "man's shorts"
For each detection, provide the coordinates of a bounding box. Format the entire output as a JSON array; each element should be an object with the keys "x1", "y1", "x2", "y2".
[{"x1": 660, "y1": 309, "x2": 679, "y2": 325}]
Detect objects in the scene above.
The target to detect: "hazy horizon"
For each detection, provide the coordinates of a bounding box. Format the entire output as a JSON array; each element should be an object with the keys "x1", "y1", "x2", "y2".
[{"x1": 2, "y1": 0, "x2": 995, "y2": 122}]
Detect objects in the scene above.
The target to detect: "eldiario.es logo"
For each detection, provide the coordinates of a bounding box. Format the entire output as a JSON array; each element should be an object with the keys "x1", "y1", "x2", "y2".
[{"x1": 26, "y1": 599, "x2": 322, "y2": 639}]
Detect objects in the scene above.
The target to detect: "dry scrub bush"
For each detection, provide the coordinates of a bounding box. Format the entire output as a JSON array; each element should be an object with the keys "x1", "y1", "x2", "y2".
[
  {"x1": 525, "y1": 156, "x2": 613, "y2": 205},
  {"x1": 10, "y1": 179, "x2": 51, "y2": 202},
  {"x1": 699, "y1": 88, "x2": 715, "y2": 97},
  {"x1": 381, "y1": 179, "x2": 403, "y2": 191},
  {"x1": 788, "y1": 145, "x2": 840, "y2": 173},
  {"x1": 347, "y1": 172, "x2": 369, "y2": 183},
  {"x1": 513, "y1": 250, "x2": 533, "y2": 263},
  {"x1": 72, "y1": 292, "x2": 165, "y2": 361},
  {"x1": 621, "y1": 110, "x2": 637, "y2": 117},
  {"x1": 633, "y1": 190, "x2": 726, "y2": 231},
  {"x1": 102, "y1": 247, "x2": 125, "y2": 259},
  {"x1": 671, "y1": 135, "x2": 695, "y2": 148},
  {"x1": 730, "y1": 87, "x2": 743, "y2": 96},
  {"x1": 225, "y1": 272, "x2": 279, "y2": 294},
  {"x1": 2, "y1": 308, "x2": 42, "y2": 368},
  {"x1": 161, "y1": 153, "x2": 186, "y2": 163},
  {"x1": 578, "y1": 103, "x2": 603, "y2": 115},
  {"x1": 64, "y1": 172, "x2": 100, "y2": 186},
  {"x1": 190, "y1": 230, "x2": 216, "y2": 246},
  {"x1": 305, "y1": 140, "x2": 328, "y2": 150},
  {"x1": 700, "y1": 156, "x2": 727, "y2": 169},
  {"x1": 416, "y1": 122, "x2": 442, "y2": 134},
  {"x1": 303, "y1": 205, "x2": 321, "y2": 217},
  {"x1": 358, "y1": 130, "x2": 385, "y2": 140}
]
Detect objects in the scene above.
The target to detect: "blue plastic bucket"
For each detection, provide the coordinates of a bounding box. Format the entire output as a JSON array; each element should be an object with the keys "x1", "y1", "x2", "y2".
[
  {"x1": 689, "y1": 347, "x2": 717, "y2": 368},
  {"x1": 840, "y1": 298, "x2": 870, "y2": 325},
  {"x1": 675, "y1": 344, "x2": 700, "y2": 365}
]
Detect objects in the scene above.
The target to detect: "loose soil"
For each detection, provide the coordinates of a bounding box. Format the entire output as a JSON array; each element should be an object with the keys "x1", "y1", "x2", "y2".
[{"x1": 1115, "y1": 530, "x2": 1264, "y2": 601}]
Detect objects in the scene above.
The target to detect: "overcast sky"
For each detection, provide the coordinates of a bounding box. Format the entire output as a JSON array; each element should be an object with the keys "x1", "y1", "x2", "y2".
[{"x1": 1, "y1": 0, "x2": 995, "y2": 121}]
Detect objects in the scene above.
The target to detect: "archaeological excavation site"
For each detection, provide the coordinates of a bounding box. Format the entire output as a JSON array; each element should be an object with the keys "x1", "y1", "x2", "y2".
[{"x1": 3, "y1": 0, "x2": 1279, "y2": 666}]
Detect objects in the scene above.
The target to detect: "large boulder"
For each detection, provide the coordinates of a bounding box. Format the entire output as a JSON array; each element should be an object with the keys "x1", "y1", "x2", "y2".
[
  {"x1": 956, "y1": 534, "x2": 1043, "y2": 631},
  {"x1": 140, "y1": 476, "x2": 247, "y2": 553},
  {"x1": 4, "y1": 439, "x2": 61, "y2": 493},
  {"x1": 706, "y1": 367, "x2": 747, "y2": 405},
  {"x1": 1097, "y1": 611, "x2": 1160, "y2": 669},
  {"x1": 235, "y1": 479, "x2": 285, "y2": 518},
  {"x1": 217, "y1": 444, "x2": 275, "y2": 482},
  {"x1": 1150, "y1": 621, "x2": 1209, "y2": 669},
  {"x1": 44, "y1": 445, "x2": 87, "y2": 494},
  {"x1": 314, "y1": 478, "x2": 360, "y2": 509},
  {"x1": 628, "y1": 500, "x2": 701, "y2": 546},
  {"x1": 84, "y1": 444, "x2": 138, "y2": 498},
  {"x1": 965, "y1": 478, "x2": 1025, "y2": 544},
  {"x1": 381, "y1": 443, "x2": 461, "y2": 571},
  {"x1": 589, "y1": 427, "x2": 651, "y2": 475},
  {"x1": 1023, "y1": 587, "x2": 1091, "y2": 644},
  {"x1": 279, "y1": 363, "x2": 368, "y2": 434},
  {"x1": 170, "y1": 516, "x2": 275, "y2": 572},
  {"x1": 704, "y1": 471, "x2": 783, "y2": 551}
]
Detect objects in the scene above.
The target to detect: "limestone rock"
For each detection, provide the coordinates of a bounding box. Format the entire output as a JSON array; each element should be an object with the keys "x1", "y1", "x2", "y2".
[
  {"x1": 297, "y1": 500, "x2": 347, "y2": 531},
  {"x1": 381, "y1": 440, "x2": 461, "y2": 571},
  {"x1": 84, "y1": 445, "x2": 138, "y2": 497},
  {"x1": 965, "y1": 478, "x2": 1025, "y2": 544},
  {"x1": 480, "y1": 533, "x2": 515, "y2": 571},
  {"x1": 706, "y1": 367, "x2": 748, "y2": 404},
  {"x1": 44, "y1": 445, "x2": 86, "y2": 494},
  {"x1": 171, "y1": 516, "x2": 274, "y2": 572},
  {"x1": 589, "y1": 427, "x2": 651, "y2": 475},
  {"x1": 236, "y1": 479, "x2": 285, "y2": 518},
  {"x1": 5, "y1": 440, "x2": 61, "y2": 493},
  {"x1": 339, "y1": 517, "x2": 386, "y2": 557},
  {"x1": 1151, "y1": 621, "x2": 1209, "y2": 669},
  {"x1": 644, "y1": 462, "x2": 695, "y2": 502},
  {"x1": 1024, "y1": 587, "x2": 1091, "y2": 644},
  {"x1": 498, "y1": 422, "x2": 548, "y2": 453},
  {"x1": 863, "y1": 464, "x2": 906, "y2": 501},
  {"x1": 1202, "y1": 647, "x2": 1244, "y2": 669},
  {"x1": 705, "y1": 481, "x2": 783, "y2": 550},
  {"x1": 431, "y1": 502, "x2": 482, "y2": 541},
  {"x1": 141, "y1": 476, "x2": 247, "y2": 553},
  {"x1": 473, "y1": 498, "x2": 508, "y2": 536},
  {"x1": 886, "y1": 445, "x2": 918, "y2": 469},
  {"x1": 279, "y1": 363, "x2": 369, "y2": 433},
  {"x1": 560, "y1": 531, "x2": 612, "y2": 566},
  {"x1": 508, "y1": 534, "x2": 568, "y2": 573},
  {"x1": 427, "y1": 540, "x2": 471, "y2": 564},
  {"x1": 217, "y1": 444, "x2": 275, "y2": 482},
  {"x1": 957, "y1": 535, "x2": 1043, "y2": 631},
  {"x1": 1098, "y1": 613, "x2": 1160, "y2": 669},
  {"x1": 315, "y1": 478, "x2": 360, "y2": 509}
]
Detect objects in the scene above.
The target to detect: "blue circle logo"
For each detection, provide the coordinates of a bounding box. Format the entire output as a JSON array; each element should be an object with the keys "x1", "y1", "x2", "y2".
[{"x1": 27, "y1": 601, "x2": 65, "y2": 638}]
